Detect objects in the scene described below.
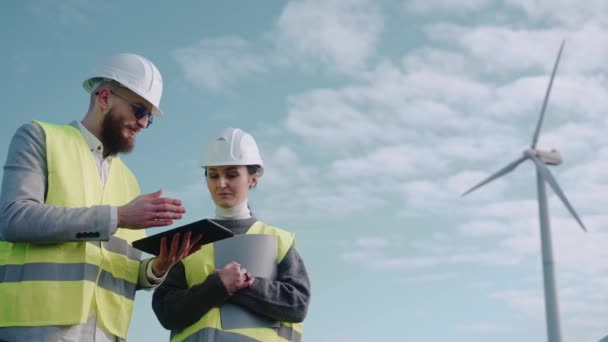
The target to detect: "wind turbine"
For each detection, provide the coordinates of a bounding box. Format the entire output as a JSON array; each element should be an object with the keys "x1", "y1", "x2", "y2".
[{"x1": 462, "y1": 40, "x2": 586, "y2": 342}]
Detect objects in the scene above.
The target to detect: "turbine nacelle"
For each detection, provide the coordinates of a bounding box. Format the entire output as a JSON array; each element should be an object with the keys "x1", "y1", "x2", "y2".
[{"x1": 523, "y1": 148, "x2": 562, "y2": 166}]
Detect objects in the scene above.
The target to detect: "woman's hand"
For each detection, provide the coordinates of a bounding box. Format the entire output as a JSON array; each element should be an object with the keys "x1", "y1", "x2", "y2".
[{"x1": 218, "y1": 261, "x2": 254, "y2": 294}]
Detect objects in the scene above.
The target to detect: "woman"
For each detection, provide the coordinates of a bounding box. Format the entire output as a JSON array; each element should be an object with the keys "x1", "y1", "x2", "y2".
[{"x1": 152, "y1": 127, "x2": 311, "y2": 342}]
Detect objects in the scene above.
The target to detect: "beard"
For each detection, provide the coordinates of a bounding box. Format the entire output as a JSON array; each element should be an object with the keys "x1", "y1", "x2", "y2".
[{"x1": 101, "y1": 110, "x2": 135, "y2": 155}]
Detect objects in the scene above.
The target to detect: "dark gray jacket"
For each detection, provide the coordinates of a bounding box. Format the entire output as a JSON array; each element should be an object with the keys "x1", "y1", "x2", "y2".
[{"x1": 152, "y1": 217, "x2": 311, "y2": 333}]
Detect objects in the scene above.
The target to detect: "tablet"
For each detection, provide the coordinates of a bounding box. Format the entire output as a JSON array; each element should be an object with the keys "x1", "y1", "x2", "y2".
[{"x1": 132, "y1": 219, "x2": 234, "y2": 256}]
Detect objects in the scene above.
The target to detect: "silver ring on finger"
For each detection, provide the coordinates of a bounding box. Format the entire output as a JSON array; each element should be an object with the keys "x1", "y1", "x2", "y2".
[{"x1": 156, "y1": 212, "x2": 160, "y2": 220}]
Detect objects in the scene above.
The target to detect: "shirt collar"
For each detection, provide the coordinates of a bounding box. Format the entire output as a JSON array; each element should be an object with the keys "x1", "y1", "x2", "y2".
[{"x1": 71, "y1": 121, "x2": 114, "y2": 158}]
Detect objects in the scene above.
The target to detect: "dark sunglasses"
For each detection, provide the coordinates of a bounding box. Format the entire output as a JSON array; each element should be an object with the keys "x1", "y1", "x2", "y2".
[{"x1": 96, "y1": 90, "x2": 154, "y2": 128}]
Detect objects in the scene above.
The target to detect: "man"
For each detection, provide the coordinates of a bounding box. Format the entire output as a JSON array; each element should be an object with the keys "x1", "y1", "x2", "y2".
[{"x1": 0, "y1": 53, "x2": 201, "y2": 342}]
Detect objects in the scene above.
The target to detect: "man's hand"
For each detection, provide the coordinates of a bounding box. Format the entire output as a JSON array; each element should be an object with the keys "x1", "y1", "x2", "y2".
[
  {"x1": 151, "y1": 231, "x2": 203, "y2": 277},
  {"x1": 218, "y1": 261, "x2": 254, "y2": 294},
  {"x1": 118, "y1": 189, "x2": 186, "y2": 229}
]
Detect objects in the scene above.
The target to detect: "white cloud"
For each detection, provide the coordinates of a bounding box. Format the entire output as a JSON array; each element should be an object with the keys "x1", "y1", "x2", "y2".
[
  {"x1": 549, "y1": 218, "x2": 608, "y2": 274},
  {"x1": 282, "y1": 53, "x2": 603, "y2": 179},
  {"x1": 445, "y1": 249, "x2": 523, "y2": 266},
  {"x1": 402, "y1": 47, "x2": 469, "y2": 76},
  {"x1": 284, "y1": 88, "x2": 397, "y2": 149},
  {"x1": 340, "y1": 232, "x2": 526, "y2": 271},
  {"x1": 563, "y1": 158, "x2": 608, "y2": 187},
  {"x1": 258, "y1": 145, "x2": 319, "y2": 189},
  {"x1": 468, "y1": 281, "x2": 493, "y2": 289},
  {"x1": 426, "y1": 21, "x2": 608, "y2": 75},
  {"x1": 330, "y1": 144, "x2": 448, "y2": 181},
  {"x1": 354, "y1": 236, "x2": 390, "y2": 248},
  {"x1": 405, "y1": 0, "x2": 492, "y2": 14},
  {"x1": 456, "y1": 195, "x2": 608, "y2": 330},
  {"x1": 275, "y1": 0, "x2": 384, "y2": 72},
  {"x1": 247, "y1": 144, "x2": 391, "y2": 221},
  {"x1": 505, "y1": 0, "x2": 608, "y2": 26},
  {"x1": 256, "y1": 181, "x2": 388, "y2": 221},
  {"x1": 490, "y1": 290, "x2": 544, "y2": 316},
  {"x1": 427, "y1": 23, "x2": 567, "y2": 73},
  {"x1": 400, "y1": 271, "x2": 458, "y2": 283},
  {"x1": 284, "y1": 60, "x2": 497, "y2": 152},
  {"x1": 173, "y1": 36, "x2": 267, "y2": 91},
  {"x1": 461, "y1": 196, "x2": 608, "y2": 272},
  {"x1": 399, "y1": 169, "x2": 516, "y2": 216},
  {"x1": 401, "y1": 179, "x2": 457, "y2": 212},
  {"x1": 388, "y1": 68, "x2": 493, "y2": 112},
  {"x1": 369, "y1": 255, "x2": 440, "y2": 270},
  {"x1": 497, "y1": 230, "x2": 539, "y2": 256},
  {"x1": 459, "y1": 220, "x2": 509, "y2": 237},
  {"x1": 469, "y1": 200, "x2": 538, "y2": 221},
  {"x1": 567, "y1": 317, "x2": 608, "y2": 330},
  {"x1": 457, "y1": 322, "x2": 510, "y2": 334},
  {"x1": 174, "y1": 0, "x2": 386, "y2": 90},
  {"x1": 490, "y1": 75, "x2": 608, "y2": 130}
]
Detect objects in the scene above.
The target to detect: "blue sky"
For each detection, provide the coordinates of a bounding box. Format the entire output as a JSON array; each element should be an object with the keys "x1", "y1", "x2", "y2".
[{"x1": 2, "y1": 1, "x2": 608, "y2": 341}]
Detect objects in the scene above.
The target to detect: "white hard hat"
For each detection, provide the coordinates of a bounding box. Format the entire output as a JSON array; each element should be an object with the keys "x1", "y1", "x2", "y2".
[
  {"x1": 83, "y1": 53, "x2": 164, "y2": 116},
  {"x1": 202, "y1": 128, "x2": 264, "y2": 169}
]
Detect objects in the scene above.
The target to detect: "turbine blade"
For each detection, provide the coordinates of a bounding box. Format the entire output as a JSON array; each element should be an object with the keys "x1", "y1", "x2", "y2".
[
  {"x1": 531, "y1": 156, "x2": 587, "y2": 232},
  {"x1": 531, "y1": 40, "x2": 565, "y2": 149},
  {"x1": 462, "y1": 156, "x2": 527, "y2": 196}
]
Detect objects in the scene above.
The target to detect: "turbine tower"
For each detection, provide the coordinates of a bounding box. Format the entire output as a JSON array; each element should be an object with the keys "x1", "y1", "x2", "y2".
[{"x1": 462, "y1": 40, "x2": 586, "y2": 342}]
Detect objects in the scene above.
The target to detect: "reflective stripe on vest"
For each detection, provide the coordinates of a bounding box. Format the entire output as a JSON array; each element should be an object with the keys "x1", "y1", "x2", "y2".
[
  {"x1": 0, "y1": 263, "x2": 99, "y2": 283},
  {"x1": 172, "y1": 221, "x2": 304, "y2": 342},
  {"x1": 180, "y1": 324, "x2": 302, "y2": 342},
  {"x1": 0, "y1": 263, "x2": 137, "y2": 301},
  {"x1": 95, "y1": 235, "x2": 143, "y2": 261},
  {"x1": 0, "y1": 121, "x2": 144, "y2": 339}
]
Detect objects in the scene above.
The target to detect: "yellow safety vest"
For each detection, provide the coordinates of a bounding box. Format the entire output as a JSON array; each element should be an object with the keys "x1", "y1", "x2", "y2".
[
  {"x1": 0, "y1": 121, "x2": 145, "y2": 339},
  {"x1": 172, "y1": 221, "x2": 304, "y2": 342}
]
